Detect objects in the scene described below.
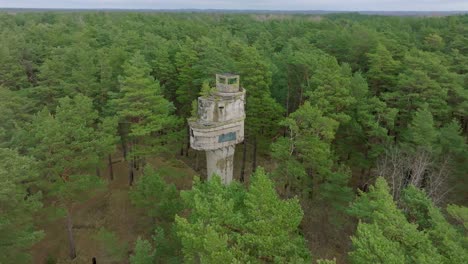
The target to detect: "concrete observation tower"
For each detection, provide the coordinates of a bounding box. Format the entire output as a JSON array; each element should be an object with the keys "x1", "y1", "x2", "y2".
[{"x1": 188, "y1": 74, "x2": 246, "y2": 184}]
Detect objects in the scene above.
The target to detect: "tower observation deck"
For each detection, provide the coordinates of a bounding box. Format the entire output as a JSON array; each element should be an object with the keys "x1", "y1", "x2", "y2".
[{"x1": 188, "y1": 73, "x2": 246, "y2": 184}]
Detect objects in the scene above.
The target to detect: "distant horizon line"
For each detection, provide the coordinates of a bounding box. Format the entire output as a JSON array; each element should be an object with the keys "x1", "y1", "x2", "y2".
[{"x1": 1, "y1": 7, "x2": 467, "y2": 13}]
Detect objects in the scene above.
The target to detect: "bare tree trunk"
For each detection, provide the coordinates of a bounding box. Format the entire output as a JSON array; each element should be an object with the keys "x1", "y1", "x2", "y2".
[
  {"x1": 121, "y1": 138, "x2": 127, "y2": 160},
  {"x1": 240, "y1": 139, "x2": 247, "y2": 182},
  {"x1": 133, "y1": 138, "x2": 141, "y2": 177},
  {"x1": 66, "y1": 208, "x2": 76, "y2": 260},
  {"x1": 286, "y1": 77, "x2": 291, "y2": 117},
  {"x1": 252, "y1": 136, "x2": 257, "y2": 174},
  {"x1": 284, "y1": 79, "x2": 291, "y2": 138},
  {"x1": 378, "y1": 147, "x2": 450, "y2": 204},
  {"x1": 108, "y1": 154, "x2": 114, "y2": 181},
  {"x1": 299, "y1": 82, "x2": 303, "y2": 106},
  {"x1": 134, "y1": 155, "x2": 139, "y2": 171},
  {"x1": 128, "y1": 143, "x2": 134, "y2": 186},
  {"x1": 95, "y1": 168, "x2": 100, "y2": 178},
  {"x1": 128, "y1": 159, "x2": 134, "y2": 186},
  {"x1": 462, "y1": 116, "x2": 467, "y2": 134}
]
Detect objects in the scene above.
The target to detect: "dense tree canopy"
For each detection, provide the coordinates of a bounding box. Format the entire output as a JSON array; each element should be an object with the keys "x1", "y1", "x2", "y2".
[
  {"x1": 0, "y1": 148, "x2": 43, "y2": 264},
  {"x1": 175, "y1": 168, "x2": 311, "y2": 263},
  {"x1": 349, "y1": 178, "x2": 467, "y2": 264},
  {"x1": 0, "y1": 11, "x2": 466, "y2": 263}
]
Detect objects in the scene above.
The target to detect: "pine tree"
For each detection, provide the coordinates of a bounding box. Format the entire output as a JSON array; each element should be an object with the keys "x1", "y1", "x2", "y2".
[
  {"x1": 403, "y1": 104, "x2": 438, "y2": 152},
  {"x1": 401, "y1": 186, "x2": 468, "y2": 263},
  {"x1": 335, "y1": 73, "x2": 396, "y2": 183},
  {"x1": 366, "y1": 43, "x2": 400, "y2": 95},
  {"x1": 66, "y1": 44, "x2": 99, "y2": 98},
  {"x1": 348, "y1": 177, "x2": 445, "y2": 264},
  {"x1": 424, "y1": 33, "x2": 445, "y2": 51},
  {"x1": 382, "y1": 49, "x2": 450, "y2": 131},
  {"x1": 273, "y1": 101, "x2": 352, "y2": 209},
  {"x1": 271, "y1": 137, "x2": 308, "y2": 197},
  {"x1": 271, "y1": 39, "x2": 324, "y2": 114},
  {"x1": 349, "y1": 222, "x2": 405, "y2": 264},
  {"x1": 112, "y1": 52, "x2": 180, "y2": 185},
  {"x1": 276, "y1": 101, "x2": 338, "y2": 182},
  {"x1": 438, "y1": 120, "x2": 467, "y2": 198},
  {"x1": 0, "y1": 148, "x2": 44, "y2": 264},
  {"x1": 306, "y1": 57, "x2": 356, "y2": 124},
  {"x1": 175, "y1": 38, "x2": 200, "y2": 117},
  {"x1": 439, "y1": 120, "x2": 467, "y2": 157},
  {"x1": 130, "y1": 166, "x2": 182, "y2": 222},
  {"x1": 175, "y1": 168, "x2": 311, "y2": 263},
  {"x1": 130, "y1": 237, "x2": 155, "y2": 264},
  {"x1": 0, "y1": 86, "x2": 34, "y2": 147},
  {"x1": 150, "y1": 37, "x2": 177, "y2": 102},
  {"x1": 193, "y1": 36, "x2": 233, "y2": 85},
  {"x1": 23, "y1": 94, "x2": 114, "y2": 259},
  {"x1": 93, "y1": 228, "x2": 128, "y2": 262},
  {"x1": 0, "y1": 31, "x2": 30, "y2": 90},
  {"x1": 231, "y1": 43, "x2": 284, "y2": 174},
  {"x1": 34, "y1": 47, "x2": 75, "y2": 108},
  {"x1": 447, "y1": 204, "x2": 468, "y2": 230}
]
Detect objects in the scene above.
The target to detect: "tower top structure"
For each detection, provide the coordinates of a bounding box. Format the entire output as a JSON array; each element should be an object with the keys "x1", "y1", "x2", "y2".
[
  {"x1": 216, "y1": 73, "x2": 240, "y2": 93},
  {"x1": 188, "y1": 73, "x2": 245, "y2": 184}
]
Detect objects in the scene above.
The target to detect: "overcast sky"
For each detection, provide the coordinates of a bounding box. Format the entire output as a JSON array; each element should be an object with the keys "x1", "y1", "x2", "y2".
[{"x1": 0, "y1": 0, "x2": 467, "y2": 11}]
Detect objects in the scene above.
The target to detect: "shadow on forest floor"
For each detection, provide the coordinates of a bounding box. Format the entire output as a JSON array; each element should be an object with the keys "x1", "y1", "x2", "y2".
[
  {"x1": 31, "y1": 147, "x2": 351, "y2": 263},
  {"x1": 31, "y1": 153, "x2": 196, "y2": 264}
]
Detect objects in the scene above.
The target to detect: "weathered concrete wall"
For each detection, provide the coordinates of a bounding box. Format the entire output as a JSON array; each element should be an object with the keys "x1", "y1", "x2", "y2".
[
  {"x1": 206, "y1": 145, "x2": 235, "y2": 184},
  {"x1": 189, "y1": 120, "x2": 244, "y2": 151},
  {"x1": 197, "y1": 89, "x2": 245, "y2": 123},
  {"x1": 188, "y1": 74, "x2": 245, "y2": 185},
  {"x1": 216, "y1": 73, "x2": 240, "y2": 93}
]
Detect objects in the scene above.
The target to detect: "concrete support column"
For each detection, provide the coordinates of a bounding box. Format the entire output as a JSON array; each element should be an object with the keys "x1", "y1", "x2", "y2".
[{"x1": 206, "y1": 145, "x2": 235, "y2": 184}]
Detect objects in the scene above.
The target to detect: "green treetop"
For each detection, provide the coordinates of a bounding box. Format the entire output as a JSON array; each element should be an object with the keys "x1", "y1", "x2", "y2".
[
  {"x1": 400, "y1": 185, "x2": 468, "y2": 263},
  {"x1": 175, "y1": 168, "x2": 311, "y2": 263},
  {"x1": 130, "y1": 166, "x2": 182, "y2": 222},
  {"x1": 111, "y1": 51, "x2": 180, "y2": 184},
  {"x1": 0, "y1": 148, "x2": 43, "y2": 264},
  {"x1": 403, "y1": 104, "x2": 438, "y2": 153},
  {"x1": 366, "y1": 43, "x2": 401, "y2": 96},
  {"x1": 348, "y1": 177, "x2": 446, "y2": 264},
  {"x1": 22, "y1": 94, "x2": 115, "y2": 259},
  {"x1": 130, "y1": 237, "x2": 155, "y2": 264}
]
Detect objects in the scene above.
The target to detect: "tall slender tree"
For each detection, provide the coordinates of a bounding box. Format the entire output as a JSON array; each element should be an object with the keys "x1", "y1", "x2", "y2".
[
  {"x1": 0, "y1": 148, "x2": 43, "y2": 264},
  {"x1": 112, "y1": 52, "x2": 180, "y2": 185},
  {"x1": 22, "y1": 94, "x2": 115, "y2": 259},
  {"x1": 348, "y1": 178, "x2": 445, "y2": 264},
  {"x1": 231, "y1": 43, "x2": 283, "y2": 175}
]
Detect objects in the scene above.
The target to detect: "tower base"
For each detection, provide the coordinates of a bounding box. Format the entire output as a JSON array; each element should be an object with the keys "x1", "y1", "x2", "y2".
[{"x1": 206, "y1": 145, "x2": 235, "y2": 184}]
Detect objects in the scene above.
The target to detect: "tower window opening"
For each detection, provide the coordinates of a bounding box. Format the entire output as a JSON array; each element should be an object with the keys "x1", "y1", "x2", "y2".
[{"x1": 228, "y1": 78, "x2": 237, "y2": 85}]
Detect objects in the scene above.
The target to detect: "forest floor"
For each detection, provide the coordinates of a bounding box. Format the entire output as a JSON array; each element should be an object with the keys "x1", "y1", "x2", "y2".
[
  {"x1": 31, "y1": 144, "x2": 351, "y2": 263},
  {"x1": 31, "y1": 154, "x2": 197, "y2": 264}
]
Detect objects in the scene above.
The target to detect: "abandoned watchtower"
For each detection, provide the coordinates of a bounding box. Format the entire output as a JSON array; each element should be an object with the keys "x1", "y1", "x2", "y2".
[{"x1": 188, "y1": 74, "x2": 246, "y2": 184}]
